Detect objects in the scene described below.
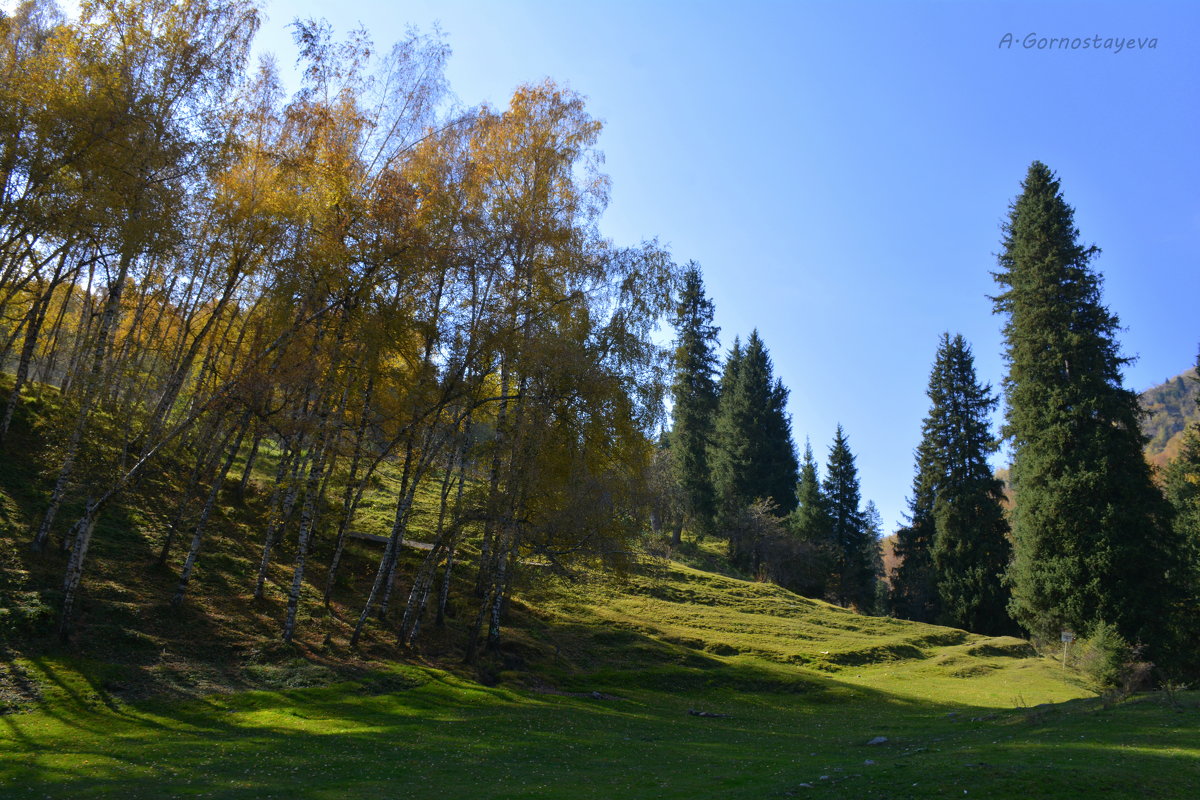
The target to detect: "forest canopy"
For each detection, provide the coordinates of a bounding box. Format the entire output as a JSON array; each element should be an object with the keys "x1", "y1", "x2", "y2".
[{"x1": 0, "y1": 0, "x2": 677, "y2": 653}]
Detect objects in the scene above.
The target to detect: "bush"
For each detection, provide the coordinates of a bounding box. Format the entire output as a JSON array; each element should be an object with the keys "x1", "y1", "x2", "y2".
[
  {"x1": 0, "y1": 591, "x2": 54, "y2": 637},
  {"x1": 722, "y1": 500, "x2": 831, "y2": 599},
  {"x1": 1076, "y1": 621, "x2": 1153, "y2": 694}
]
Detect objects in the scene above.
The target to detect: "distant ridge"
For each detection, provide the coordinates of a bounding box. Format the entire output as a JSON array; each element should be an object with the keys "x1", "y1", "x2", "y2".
[
  {"x1": 991, "y1": 368, "x2": 1196, "y2": 485},
  {"x1": 1140, "y1": 368, "x2": 1200, "y2": 467}
]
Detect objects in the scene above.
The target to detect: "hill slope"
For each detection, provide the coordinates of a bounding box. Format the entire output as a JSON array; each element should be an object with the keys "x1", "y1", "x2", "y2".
[
  {"x1": 5, "y1": 376, "x2": 1200, "y2": 799},
  {"x1": 1141, "y1": 368, "x2": 1200, "y2": 467},
  {"x1": 6, "y1": 539, "x2": 1200, "y2": 800},
  {"x1": 519, "y1": 556, "x2": 1084, "y2": 707},
  {"x1": 0, "y1": 373, "x2": 1076, "y2": 709},
  {"x1": 0, "y1": 371, "x2": 1095, "y2": 715}
]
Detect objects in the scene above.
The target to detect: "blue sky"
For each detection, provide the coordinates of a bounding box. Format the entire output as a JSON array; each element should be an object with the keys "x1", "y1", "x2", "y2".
[{"x1": 252, "y1": 0, "x2": 1200, "y2": 533}]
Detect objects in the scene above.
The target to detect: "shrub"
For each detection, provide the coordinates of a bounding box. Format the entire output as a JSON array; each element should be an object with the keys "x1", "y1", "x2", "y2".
[
  {"x1": 0, "y1": 591, "x2": 54, "y2": 637},
  {"x1": 1076, "y1": 621, "x2": 1153, "y2": 694}
]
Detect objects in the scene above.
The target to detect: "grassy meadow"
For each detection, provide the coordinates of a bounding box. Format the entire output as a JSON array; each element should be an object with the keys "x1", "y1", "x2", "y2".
[
  {"x1": 4, "y1": 548, "x2": 1199, "y2": 798},
  {"x1": 2, "y1": 377, "x2": 1198, "y2": 798}
]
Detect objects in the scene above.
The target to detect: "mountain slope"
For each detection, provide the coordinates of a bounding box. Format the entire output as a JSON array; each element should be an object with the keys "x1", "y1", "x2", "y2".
[{"x1": 1141, "y1": 368, "x2": 1200, "y2": 467}]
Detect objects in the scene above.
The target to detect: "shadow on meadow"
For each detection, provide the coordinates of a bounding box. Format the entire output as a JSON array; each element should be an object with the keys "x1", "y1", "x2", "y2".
[{"x1": 2, "y1": 659, "x2": 1197, "y2": 800}]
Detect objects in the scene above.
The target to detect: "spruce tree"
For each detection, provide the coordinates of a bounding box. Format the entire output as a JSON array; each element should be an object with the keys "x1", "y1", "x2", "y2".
[
  {"x1": 994, "y1": 161, "x2": 1186, "y2": 652},
  {"x1": 894, "y1": 334, "x2": 1012, "y2": 632},
  {"x1": 1164, "y1": 349, "x2": 1200, "y2": 535},
  {"x1": 712, "y1": 331, "x2": 798, "y2": 518},
  {"x1": 668, "y1": 263, "x2": 720, "y2": 539},
  {"x1": 928, "y1": 334, "x2": 1012, "y2": 634},
  {"x1": 863, "y1": 500, "x2": 886, "y2": 615},
  {"x1": 711, "y1": 335, "x2": 745, "y2": 522},
  {"x1": 823, "y1": 425, "x2": 873, "y2": 609},
  {"x1": 790, "y1": 440, "x2": 832, "y2": 545},
  {"x1": 892, "y1": 428, "x2": 940, "y2": 623},
  {"x1": 1163, "y1": 348, "x2": 1200, "y2": 652},
  {"x1": 782, "y1": 439, "x2": 835, "y2": 598},
  {"x1": 1165, "y1": 424, "x2": 1200, "y2": 545}
]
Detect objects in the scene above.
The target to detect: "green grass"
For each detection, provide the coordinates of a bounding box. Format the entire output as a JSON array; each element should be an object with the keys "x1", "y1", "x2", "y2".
[
  {"x1": 512, "y1": 560, "x2": 1089, "y2": 708},
  {"x1": 4, "y1": 555, "x2": 1198, "y2": 798},
  {"x1": 3, "y1": 374, "x2": 1199, "y2": 797},
  {"x1": 2, "y1": 654, "x2": 1197, "y2": 799}
]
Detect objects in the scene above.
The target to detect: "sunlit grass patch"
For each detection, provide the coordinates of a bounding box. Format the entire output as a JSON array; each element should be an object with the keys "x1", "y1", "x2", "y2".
[{"x1": 2, "y1": 656, "x2": 1196, "y2": 800}]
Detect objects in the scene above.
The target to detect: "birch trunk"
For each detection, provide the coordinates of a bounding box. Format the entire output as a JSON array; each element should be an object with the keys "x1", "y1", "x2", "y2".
[
  {"x1": 323, "y1": 376, "x2": 376, "y2": 604},
  {"x1": 281, "y1": 397, "x2": 338, "y2": 642},
  {"x1": 57, "y1": 509, "x2": 99, "y2": 639},
  {"x1": 139, "y1": 268, "x2": 242, "y2": 451},
  {"x1": 435, "y1": 543, "x2": 455, "y2": 629},
  {"x1": 59, "y1": 260, "x2": 96, "y2": 397},
  {"x1": 157, "y1": 415, "x2": 225, "y2": 565},
  {"x1": 35, "y1": 278, "x2": 75, "y2": 386},
  {"x1": 236, "y1": 427, "x2": 262, "y2": 501},
  {"x1": 399, "y1": 442, "x2": 462, "y2": 643},
  {"x1": 474, "y1": 359, "x2": 510, "y2": 598},
  {"x1": 486, "y1": 547, "x2": 511, "y2": 652},
  {"x1": 171, "y1": 415, "x2": 248, "y2": 607},
  {"x1": 349, "y1": 487, "x2": 414, "y2": 647},
  {"x1": 1, "y1": 252, "x2": 71, "y2": 441},
  {"x1": 436, "y1": 447, "x2": 470, "y2": 629},
  {"x1": 254, "y1": 440, "x2": 305, "y2": 600},
  {"x1": 30, "y1": 240, "x2": 137, "y2": 550}
]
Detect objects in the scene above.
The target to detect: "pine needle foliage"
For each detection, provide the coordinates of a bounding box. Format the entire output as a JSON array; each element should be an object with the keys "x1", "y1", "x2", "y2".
[
  {"x1": 712, "y1": 330, "x2": 798, "y2": 524},
  {"x1": 668, "y1": 263, "x2": 720, "y2": 537},
  {"x1": 823, "y1": 424, "x2": 874, "y2": 610},
  {"x1": 893, "y1": 333, "x2": 1012, "y2": 635},
  {"x1": 993, "y1": 161, "x2": 1186, "y2": 659}
]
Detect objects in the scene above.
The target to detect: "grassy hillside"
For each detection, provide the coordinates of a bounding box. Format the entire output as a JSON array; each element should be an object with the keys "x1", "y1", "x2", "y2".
[
  {"x1": 3, "y1": 543, "x2": 1199, "y2": 799},
  {"x1": 0, "y1": 372, "x2": 473, "y2": 708},
  {"x1": 3, "y1": 377, "x2": 1199, "y2": 798},
  {"x1": 520, "y1": 556, "x2": 1083, "y2": 708}
]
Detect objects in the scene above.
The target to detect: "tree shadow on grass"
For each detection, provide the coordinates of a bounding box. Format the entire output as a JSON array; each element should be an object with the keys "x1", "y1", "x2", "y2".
[{"x1": 3, "y1": 676, "x2": 1196, "y2": 800}]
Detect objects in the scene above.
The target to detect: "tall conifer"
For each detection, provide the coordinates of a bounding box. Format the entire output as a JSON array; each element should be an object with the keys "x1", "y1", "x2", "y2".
[
  {"x1": 823, "y1": 425, "x2": 873, "y2": 609},
  {"x1": 790, "y1": 440, "x2": 832, "y2": 546},
  {"x1": 712, "y1": 331, "x2": 798, "y2": 518},
  {"x1": 895, "y1": 334, "x2": 1012, "y2": 632},
  {"x1": 711, "y1": 336, "x2": 744, "y2": 522},
  {"x1": 1163, "y1": 348, "x2": 1200, "y2": 657},
  {"x1": 921, "y1": 331, "x2": 1017, "y2": 633},
  {"x1": 892, "y1": 426, "x2": 939, "y2": 622},
  {"x1": 863, "y1": 500, "x2": 886, "y2": 615},
  {"x1": 1164, "y1": 349, "x2": 1200, "y2": 535},
  {"x1": 994, "y1": 162, "x2": 1185, "y2": 652},
  {"x1": 668, "y1": 263, "x2": 720, "y2": 538},
  {"x1": 780, "y1": 440, "x2": 835, "y2": 598}
]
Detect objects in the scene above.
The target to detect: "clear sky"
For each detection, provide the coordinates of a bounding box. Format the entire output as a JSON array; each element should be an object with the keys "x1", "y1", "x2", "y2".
[{"x1": 246, "y1": 0, "x2": 1200, "y2": 533}]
